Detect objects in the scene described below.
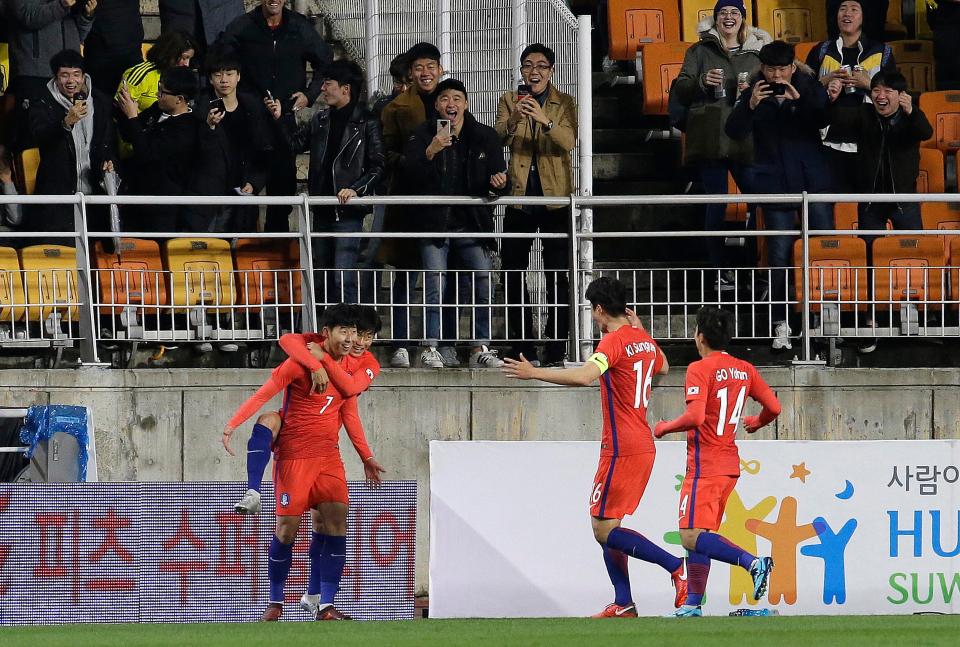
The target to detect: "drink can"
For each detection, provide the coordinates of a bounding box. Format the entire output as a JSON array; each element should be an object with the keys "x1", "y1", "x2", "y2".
[{"x1": 714, "y1": 68, "x2": 726, "y2": 99}]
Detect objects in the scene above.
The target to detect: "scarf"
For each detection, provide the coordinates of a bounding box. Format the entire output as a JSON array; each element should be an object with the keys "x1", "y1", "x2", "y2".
[{"x1": 47, "y1": 75, "x2": 95, "y2": 193}]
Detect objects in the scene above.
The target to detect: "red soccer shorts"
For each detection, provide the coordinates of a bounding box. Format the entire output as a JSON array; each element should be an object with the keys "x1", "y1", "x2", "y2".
[
  {"x1": 678, "y1": 474, "x2": 738, "y2": 530},
  {"x1": 273, "y1": 454, "x2": 348, "y2": 516},
  {"x1": 589, "y1": 453, "x2": 655, "y2": 519}
]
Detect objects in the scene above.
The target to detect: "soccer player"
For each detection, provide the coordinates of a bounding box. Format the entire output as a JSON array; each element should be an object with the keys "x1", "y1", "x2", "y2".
[
  {"x1": 654, "y1": 306, "x2": 780, "y2": 617},
  {"x1": 503, "y1": 277, "x2": 688, "y2": 618}
]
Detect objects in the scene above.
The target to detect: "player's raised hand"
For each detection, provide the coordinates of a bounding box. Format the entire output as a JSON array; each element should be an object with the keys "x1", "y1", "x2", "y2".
[
  {"x1": 311, "y1": 366, "x2": 329, "y2": 394},
  {"x1": 502, "y1": 353, "x2": 538, "y2": 380},
  {"x1": 363, "y1": 457, "x2": 386, "y2": 488},
  {"x1": 742, "y1": 415, "x2": 762, "y2": 433},
  {"x1": 222, "y1": 424, "x2": 236, "y2": 456},
  {"x1": 653, "y1": 420, "x2": 669, "y2": 439},
  {"x1": 625, "y1": 307, "x2": 643, "y2": 329}
]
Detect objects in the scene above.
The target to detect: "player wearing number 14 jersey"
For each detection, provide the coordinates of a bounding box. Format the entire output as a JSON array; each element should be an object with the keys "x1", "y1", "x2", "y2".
[
  {"x1": 504, "y1": 277, "x2": 687, "y2": 618},
  {"x1": 654, "y1": 307, "x2": 781, "y2": 617}
]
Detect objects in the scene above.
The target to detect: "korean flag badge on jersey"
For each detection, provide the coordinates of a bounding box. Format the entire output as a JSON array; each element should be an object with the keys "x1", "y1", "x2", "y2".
[{"x1": 687, "y1": 386, "x2": 700, "y2": 396}]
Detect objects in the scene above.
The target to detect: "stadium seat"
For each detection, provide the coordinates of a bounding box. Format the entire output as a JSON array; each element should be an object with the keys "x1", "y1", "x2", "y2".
[
  {"x1": 141, "y1": 42, "x2": 152, "y2": 59},
  {"x1": 884, "y1": 1, "x2": 908, "y2": 40},
  {"x1": 919, "y1": 91, "x2": 960, "y2": 153},
  {"x1": 725, "y1": 172, "x2": 748, "y2": 223},
  {"x1": 872, "y1": 236, "x2": 945, "y2": 308},
  {"x1": 920, "y1": 202, "x2": 960, "y2": 265},
  {"x1": 163, "y1": 238, "x2": 236, "y2": 312},
  {"x1": 915, "y1": 0, "x2": 933, "y2": 40},
  {"x1": 640, "y1": 42, "x2": 690, "y2": 114},
  {"x1": 889, "y1": 40, "x2": 935, "y2": 94},
  {"x1": 15, "y1": 148, "x2": 41, "y2": 195},
  {"x1": 233, "y1": 239, "x2": 302, "y2": 311},
  {"x1": 0, "y1": 43, "x2": 8, "y2": 93},
  {"x1": 608, "y1": 0, "x2": 682, "y2": 60},
  {"x1": 93, "y1": 238, "x2": 167, "y2": 315},
  {"x1": 753, "y1": 0, "x2": 827, "y2": 44},
  {"x1": 834, "y1": 202, "x2": 859, "y2": 230},
  {"x1": 680, "y1": 0, "x2": 753, "y2": 42},
  {"x1": 0, "y1": 246, "x2": 26, "y2": 322},
  {"x1": 917, "y1": 148, "x2": 945, "y2": 193},
  {"x1": 951, "y1": 238, "x2": 960, "y2": 307},
  {"x1": 793, "y1": 41, "x2": 819, "y2": 65},
  {"x1": 18, "y1": 245, "x2": 79, "y2": 322},
  {"x1": 792, "y1": 236, "x2": 868, "y2": 312}
]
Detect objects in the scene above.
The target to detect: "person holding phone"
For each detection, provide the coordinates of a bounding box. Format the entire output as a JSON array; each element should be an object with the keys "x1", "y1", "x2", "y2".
[
  {"x1": 495, "y1": 43, "x2": 577, "y2": 366},
  {"x1": 725, "y1": 40, "x2": 833, "y2": 351}
]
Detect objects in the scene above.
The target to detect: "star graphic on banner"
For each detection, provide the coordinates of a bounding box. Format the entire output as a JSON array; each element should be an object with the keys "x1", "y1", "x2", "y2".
[{"x1": 790, "y1": 462, "x2": 811, "y2": 483}]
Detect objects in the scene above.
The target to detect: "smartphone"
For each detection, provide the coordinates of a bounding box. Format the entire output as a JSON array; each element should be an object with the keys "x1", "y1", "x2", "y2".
[
  {"x1": 769, "y1": 83, "x2": 787, "y2": 96},
  {"x1": 74, "y1": 91, "x2": 88, "y2": 104},
  {"x1": 517, "y1": 84, "x2": 532, "y2": 99},
  {"x1": 209, "y1": 97, "x2": 225, "y2": 113},
  {"x1": 437, "y1": 119, "x2": 452, "y2": 138}
]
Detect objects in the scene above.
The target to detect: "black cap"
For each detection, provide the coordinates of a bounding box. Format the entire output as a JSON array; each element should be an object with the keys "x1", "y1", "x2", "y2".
[
  {"x1": 759, "y1": 40, "x2": 795, "y2": 67},
  {"x1": 436, "y1": 78, "x2": 467, "y2": 99}
]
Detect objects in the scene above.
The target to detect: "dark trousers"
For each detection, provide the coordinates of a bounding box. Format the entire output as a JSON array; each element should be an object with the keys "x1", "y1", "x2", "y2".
[
  {"x1": 264, "y1": 148, "x2": 297, "y2": 232},
  {"x1": 9, "y1": 76, "x2": 52, "y2": 150},
  {"x1": 501, "y1": 206, "x2": 569, "y2": 359},
  {"x1": 934, "y1": 26, "x2": 960, "y2": 91},
  {"x1": 764, "y1": 203, "x2": 834, "y2": 323},
  {"x1": 699, "y1": 161, "x2": 756, "y2": 267}
]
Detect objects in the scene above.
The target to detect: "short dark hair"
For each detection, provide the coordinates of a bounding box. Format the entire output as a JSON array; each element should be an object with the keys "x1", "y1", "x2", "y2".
[
  {"x1": 696, "y1": 306, "x2": 733, "y2": 350},
  {"x1": 520, "y1": 43, "x2": 556, "y2": 67},
  {"x1": 758, "y1": 40, "x2": 795, "y2": 67},
  {"x1": 584, "y1": 276, "x2": 627, "y2": 317},
  {"x1": 357, "y1": 306, "x2": 383, "y2": 335},
  {"x1": 204, "y1": 45, "x2": 241, "y2": 76},
  {"x1": 389, "y1": 53, "x2": 409, "y2": 83},
  {"x1": 325, "y1": 59, "x2": 365, "y2": 100},
  {"x1": 147, "y1": 30, "x2": 196, "y2": 71},
  {"x1": 406, "y1": 42, "x2": 442, "y2": 68},
  {"x1": 322, "y1": 303, "x2": 358, "y2": 330},
  {"x1": 871, "y1": 70, "x2": 908, "y2": 93},
  {"x1": 436, "y1": 78, "x2": 467, "y2": 99},
  {"x1": 160, "y1": 67, "x2": 199, "y2": 100},
  {"x1": 50, "y1": 49, "x2": 85, "y2": 76}
]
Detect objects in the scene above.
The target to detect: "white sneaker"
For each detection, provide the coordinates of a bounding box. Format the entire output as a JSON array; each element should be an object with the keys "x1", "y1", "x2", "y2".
[
  {"x1": 772, "y1": 322, "x2": 792, "y2": 350},
  {"x1": 438, "y1": 345, "x2": 461, "y2": 367},
  {"x1": 219, "y1": 342, "x2": 239, "y2": 353},
  {"x1": 420, "y1": 346, "x2": 444, "y2": 368},
  {"x1": 469, "y1": 345, "x2": 504, "y2": 368},
  {"x1": 300, "y1": 592, "x2": 319, "y2": 616},
  {"x1": 389, "y1": 347, "x2": 410, "y2": 368},
  {"x1": 197, "y1": 342, "x2": 213, "y2": 354},
  {"x1": 234, "y1": 488, "x2": 261, "y2": 515}
]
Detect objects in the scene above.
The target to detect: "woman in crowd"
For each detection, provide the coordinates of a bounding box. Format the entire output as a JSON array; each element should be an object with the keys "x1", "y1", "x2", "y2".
[{"x1": 115, "y1": 29, "x2": 197, "y2": 113}]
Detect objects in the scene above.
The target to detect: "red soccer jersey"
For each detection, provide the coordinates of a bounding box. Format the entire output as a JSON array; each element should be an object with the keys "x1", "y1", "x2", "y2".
[
  {"x1": 273, "y1": 356, "x2": 351, "y2": 461},
  {"x1": 683, "y1": 351, "x2": 772, "y2": 477},
  {"x1": 589, "y1": 325, "x2": 664, "y2": 457}
]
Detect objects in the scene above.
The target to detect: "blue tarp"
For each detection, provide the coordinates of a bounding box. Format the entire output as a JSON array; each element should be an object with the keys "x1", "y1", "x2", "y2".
[{"x1": 18, "y1": 405, "x2": 90, "y2": 481}]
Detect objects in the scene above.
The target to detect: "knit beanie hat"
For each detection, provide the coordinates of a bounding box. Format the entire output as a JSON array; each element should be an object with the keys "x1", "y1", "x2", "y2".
[{"x1": 714, "y1": 0, "x2": 746, "y2": 18}]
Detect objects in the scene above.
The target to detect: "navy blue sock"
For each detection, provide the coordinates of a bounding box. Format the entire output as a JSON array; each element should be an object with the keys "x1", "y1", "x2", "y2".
[
  {"x1": 685, "y1": 551, "x2": 711, "y2": 606},
  {"x1": 320, "y1": 535, "x2": 347, "y2": 605},
  {"x1": 606, "y1": 527, "x2": 683, "y2": 574},
  {"x1": 246, "y1": 423, "x2": 273, "y2": 493},
  {"x1": 602, "y1": 547, "x2": 632, "y2": 606},
  {"x1": 308, "y1": 532, "x2": 328, "y2": 596},
  {"x1": 695, "y1": 532, "x2": 756, "y2": 571},
  {"x1": 268, "y1": 536, "x2": 294, "y2": 604}
]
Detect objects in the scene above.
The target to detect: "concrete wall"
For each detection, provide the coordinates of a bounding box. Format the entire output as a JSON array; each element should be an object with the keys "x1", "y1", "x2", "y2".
[{"x1": 2, "y1": 367, "x2": 958, "y2": 593}]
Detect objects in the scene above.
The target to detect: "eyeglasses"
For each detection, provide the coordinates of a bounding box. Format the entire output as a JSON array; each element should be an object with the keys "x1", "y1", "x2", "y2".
[
  {"x1": 716, "y1": 9, "x2": 742, "y2": 18},
  {"x1": 521, "y1": 62, "x2": 553, "y2": 72}
]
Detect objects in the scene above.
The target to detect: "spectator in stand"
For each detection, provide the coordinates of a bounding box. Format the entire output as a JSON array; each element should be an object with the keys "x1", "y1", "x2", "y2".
[
  {"x1": 928, "y1": 0, "x2": 960, "y2": 90},
  {"x1": 26, "y1": 49, "x2": 117, "y2": 233},
  {"x1": 371, "y1": 53, "x2": 410, "y2": 120},
  {"x1": 186, "y1": 47, "x2": 272, "y2": 232},
  {"x1": 83, "y1": 0, "x2": 144, "y2": 94},
  {"x1": 495, "y1": 43, "x2": 577, "y2": 366},
  {"x1": 405, "y1": 78, "x2": 507, "y2": 369},
  {"x1": 672, "y1": 0, "x2": 771, "y2": 291},
  {"x1": 826, "y1": 0, "x2": 887, "y2": 42},
  {"x1": 726, "y1": 40, "x2": 833, "y2": 351},
  {"x1": 378, "y1": 42, "x2": 445, "y2": 368},
  {"x1": 159, "y1": 0, "x2": 244, "y2": 62},
  {"x1": 7, "y1": 0, "x2": 97, "y2": 148},
  {"x1": 0, "y1": 145, "x2": 24, "y2": 231},
  {"x1": 116, "y1": 66, "x2": 199, "y2": 233},
  {"x1": 117, "y1": 30, "x2": 196, "y2": 114},
  {"x1": 807, "y1": 0, "x2": 895, "y2": 194},
  {"x1": 266, "y1": 60, "x2": 384, "y2": 304},
  {"x1": 220, "y1": 0, "x2": 333, "y2": 232}
]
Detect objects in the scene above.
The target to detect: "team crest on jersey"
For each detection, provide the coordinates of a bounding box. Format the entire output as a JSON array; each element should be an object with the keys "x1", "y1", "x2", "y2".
[
  {"x1": 280, "y1": 493, "x2": 290, "y2": 507},
  {"x1": 687, "y1": 386, "x2": 700, "y2": 396}
]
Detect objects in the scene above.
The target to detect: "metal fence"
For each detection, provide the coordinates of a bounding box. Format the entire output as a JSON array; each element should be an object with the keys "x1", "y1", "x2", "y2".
[{"x1": 2, "y1": 192, "x2": 960, "y2": 367}]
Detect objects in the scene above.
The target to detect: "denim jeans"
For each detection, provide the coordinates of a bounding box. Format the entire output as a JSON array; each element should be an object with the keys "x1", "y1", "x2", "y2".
[
  {"x1": 312, "y1": 209, "x2": 364, "y2": 305},
  {"x1": 420, "y1": 237, "x2": 492, "y2": 345},
  {"x1": 764, "y1": 203, "x2": 834, "y2": 322},
  {"x1": 699, "y1": 162, "x2": 756, "y2": 268}
]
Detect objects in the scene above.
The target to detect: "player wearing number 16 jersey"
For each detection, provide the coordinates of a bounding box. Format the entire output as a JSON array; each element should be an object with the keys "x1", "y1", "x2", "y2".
[
  {"x1": 654, "y1": 307, "x2": 781, "y2": 617},
  {"x1": 504, "y1": 277, "x2": 687, "y2": 618}
]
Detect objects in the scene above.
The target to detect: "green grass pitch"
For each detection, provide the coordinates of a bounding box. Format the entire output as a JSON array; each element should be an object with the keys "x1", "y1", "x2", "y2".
[{"x1": 1, "y1": 616, "x2": 957, "y2": 647}]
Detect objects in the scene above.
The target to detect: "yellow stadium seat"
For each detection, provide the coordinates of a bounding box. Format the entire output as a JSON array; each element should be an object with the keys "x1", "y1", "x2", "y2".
[
  {"x1": 0, "y1": 246, "x2": 26, "y2": 322},
  {"x1": 890, "y1": 40, "x2": 935, "y2": 94},
  {"x1": 233, "y1": 239, "x2": 302, "y2": 312},
  {"x1": 919, "y1": 91, "x2": 960, "y2": 153},
  {"x1": 917, "y1": 148, "x2": 945, "y2": 193},
  {"x1": 0, "y1": 43, "x2": 9, "y2": 93},
  {"x1": 640, "y1": 41, "x2": 690, "y2": 115},
  {"x1": 18, "y1": 245, "x2": 80, "y2": 322},
  {"x1": 884, "y1": 1, "x2": 908, "y2": 39},
  {"x1": 753, "y1": 0, "x2": 827, "y2": 44},
  {"x1": 141, "y1": 42, "x2": 152, "y2": 59},
  {"x1": 163, "y1": 238, "x2": 236, "y2": 312},
  {"x1": 680, "y1": 0, "x2": 753, "y2": 42},
  {"x1": 16, "y1": 148, "x2": 41, "y2": 195},
  {"x1": 608, "y1": 0, "x2": 682, "y2": 60},
  {"x1": 793, "y1": 236, "x2": 868, "y2": 311},
  {"x1": 872, "y1": 236, "x2": 945, "y2": 309},
  {"x1": 94, "y1": 239, "x2": 168, "y2": 315},
  {"x1": 915, "y1": 0, "x2": 933, "y2": 40}
]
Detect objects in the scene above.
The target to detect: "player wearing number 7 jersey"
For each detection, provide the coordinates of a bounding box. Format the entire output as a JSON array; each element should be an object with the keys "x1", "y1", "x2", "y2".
[
  {"x1": 503, "y1": 277, "x2": 688, "y2": 618},
  {"x1": 654, "y1": 306, "x2": 781, "y2": 617}
]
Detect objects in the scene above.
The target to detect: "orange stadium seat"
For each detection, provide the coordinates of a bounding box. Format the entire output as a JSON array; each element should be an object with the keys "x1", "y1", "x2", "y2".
[
  {"x1": 872, "y1": 236, "x2": 945, "y2": 308},
  {"x1": 608, "y1": 0, "x2": 682, "y2": 60},
  {"x1": 793, "y1": 41, "x2": 819, "y2": 65},
  {"x1": 834, "y1": 202, "x2": 859, "y2": 230},
  {"x1": 921, "y1": 202, "x2": 960, "y2": 264},
  {"x1": 951, "y1": 239, "x2": 960, "y2": 307},
  {"x1": 233, "y1": 239, "x2": 302, "y2": 312},
  {"x1": 884, "y1": 1, "x2": 908, "y2": 40},
  {"x1": 0, "y1": 246, "x2": 26, "y2": 322},
  {"x1": 792, "y1": 236, "x2": 868, "y2": 311},
  {"x1": 917, "y1": 148, "x2": 945, "y2": 193},
  {"x1": 680, "y1": 0, "x2": 753, "y2": 42},
  {"x1": 920, "y1": 91, "x2": 960, "y2": 153},
  {"x1": 641, "y1": 41, "x2": 690, "y2": 114},
  {"x1": 890, "y1": 40, "x2": 935, "y2": 94},
  {"x1": 18, "y1": 245, "x2": 80, "y2": 322},
  {"x1": 163, "y1": 238, "x2": 236, "y2": 313},
  {"x1": 753, "y1": 0, "x2": 827, "y2": 44},
  {"x1": 725, "y1": 172, "x2": 748, "y2": 223},
  {"x1": 93, "y1": 239, "x2": 167, "y2": 315}
]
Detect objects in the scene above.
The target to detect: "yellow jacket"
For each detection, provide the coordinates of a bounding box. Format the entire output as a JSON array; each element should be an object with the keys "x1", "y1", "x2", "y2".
[{"x1": 117, "y1": 60, "x2": 160, "y2": 112}]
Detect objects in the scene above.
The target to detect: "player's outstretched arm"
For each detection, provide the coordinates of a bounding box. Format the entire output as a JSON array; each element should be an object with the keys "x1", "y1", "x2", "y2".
[
  {"x1": 341, "y1": 397, "x2": 385, "y2": 487},
  {"x1": 320, "y1": 352, "x2": 379, "y2": 398},
  {"x1": 743, "y1": 372, "x2": 782, "y2": 433},
  {"x1": 653, "y1": 400, "x2": 707, "y2": 438},
  {"x1": 502, "y1": 353, "x2": 601, "y2": 386}
]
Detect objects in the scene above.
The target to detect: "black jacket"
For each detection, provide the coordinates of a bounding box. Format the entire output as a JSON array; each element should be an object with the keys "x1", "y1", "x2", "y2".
[
  {"x1": 159, "y1": 0, "x2": 244, "y2": 46},
  {"x1": 85, "y1": 0, "x2": 144, "y2": 55},
  {"x1": 404, "y1": 111, "x2": 507, "y2": 246},
  {"x1": 27, "y1": 86, "x2": 117, "y2": 232},
  {"x1": 219, "y1": 7, "x2": 333, "y2": 105},
  {"x1": 725, "y1": 69, "x2": 832, "y2": 195},
  {"x1": 280, "y1": 101, "x2": 385, "y2": 216}
]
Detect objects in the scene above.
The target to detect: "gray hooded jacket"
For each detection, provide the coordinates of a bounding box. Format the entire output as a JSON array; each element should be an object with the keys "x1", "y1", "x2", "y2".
[{"x1": 6, "y1": 0, "x2": 93, "y2": 81}]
